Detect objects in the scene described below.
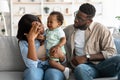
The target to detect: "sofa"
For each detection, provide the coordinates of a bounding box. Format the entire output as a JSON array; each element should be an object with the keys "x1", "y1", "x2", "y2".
[{"x1": 0, "y1": 36, "x2": 119, "y2": 80}]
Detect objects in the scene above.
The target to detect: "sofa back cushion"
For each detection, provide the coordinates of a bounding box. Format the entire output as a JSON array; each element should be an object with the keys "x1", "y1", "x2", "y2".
[{"x1": 0, "y1": 36, "x2": 25, "y2": 71}]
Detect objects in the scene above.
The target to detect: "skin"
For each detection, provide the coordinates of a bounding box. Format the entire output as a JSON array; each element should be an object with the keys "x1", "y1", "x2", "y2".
[
  {"x1": 25, "y1": 21, "x2": 44, "y2": 61},
  {"x1": 72, "y1": 11, "x2": 105, "y2": 66},
  {"x1": 47, "y1": 15, "x2": 66, "y2": 61}
]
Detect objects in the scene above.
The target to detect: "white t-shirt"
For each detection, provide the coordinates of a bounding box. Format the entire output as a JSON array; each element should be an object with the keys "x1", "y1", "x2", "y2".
[{"x1": 74, "y1": 29, "x2": 85, "y2": 56}]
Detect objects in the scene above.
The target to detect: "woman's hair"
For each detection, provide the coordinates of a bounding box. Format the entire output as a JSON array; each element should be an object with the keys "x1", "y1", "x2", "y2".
[
  {"x1": 16, "y1": 14, "x2": 42, "y2": 41},
  {"x1": 50, "y1": 11, "x2": 64, "y2": 25},
  {"x1": 79, "y1": 3, "x2": 96, "y2": 19}
]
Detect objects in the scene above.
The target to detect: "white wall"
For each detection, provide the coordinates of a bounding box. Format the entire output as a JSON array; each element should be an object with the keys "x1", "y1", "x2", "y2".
[{"x1": 94, "y1": 0, "x2": 120, "y2": 28}]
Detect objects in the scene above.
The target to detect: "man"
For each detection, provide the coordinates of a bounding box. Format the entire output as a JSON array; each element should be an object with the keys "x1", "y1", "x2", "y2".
[{"x1": 64, "y1": 3, "x2": 120, "y2": 80}]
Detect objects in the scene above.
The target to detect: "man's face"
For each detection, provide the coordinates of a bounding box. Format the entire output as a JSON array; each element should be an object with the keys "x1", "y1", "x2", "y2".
[{"x1": 74, "y1": 11, "x2": 90, "y2": 30}]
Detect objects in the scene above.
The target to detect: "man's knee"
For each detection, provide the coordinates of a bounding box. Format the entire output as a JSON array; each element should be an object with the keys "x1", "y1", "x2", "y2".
[
  {"x1": 45, "y1": 68, "x2": 64, "y2": 80},
  {"x1": 111, "y1": 56, "x2": 120, "y2": 63}
]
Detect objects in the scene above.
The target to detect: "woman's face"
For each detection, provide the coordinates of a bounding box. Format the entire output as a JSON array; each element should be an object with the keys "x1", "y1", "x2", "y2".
[
  {"x1": 31, "y1": 21, "x2": 44, "y2": 39},
  {"x1": 32, "y1": 21, "x2": 44, "y2": 33}
]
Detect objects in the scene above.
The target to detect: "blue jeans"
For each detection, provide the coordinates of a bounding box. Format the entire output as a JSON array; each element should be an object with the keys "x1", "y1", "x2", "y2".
[
  {"x1": 24, "y1": 67, "x2": 65, "y2": 80},
  {"x1": 74, "y1": 56, "x2": 120, "y2": 80}
]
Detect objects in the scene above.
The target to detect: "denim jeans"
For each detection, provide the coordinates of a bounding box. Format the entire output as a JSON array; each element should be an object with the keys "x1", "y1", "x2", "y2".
[
  {"x1": 74, "y1": 56, "x2": 120, "y2": 80},
  {"x1": 24, "y1": 67, "x2": 65, "y2": 80}
]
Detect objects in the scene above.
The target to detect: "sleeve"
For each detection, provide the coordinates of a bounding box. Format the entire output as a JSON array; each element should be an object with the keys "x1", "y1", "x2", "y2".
[
  {"x1": 19, "y1": 41, "x2": 39, "y2": 68},
  {"x1": 58, "y1": 28, "x2": 65, "y2": 38},
  {"x1": 100, "y1": 26, "x2": 117, "y2": 59}
]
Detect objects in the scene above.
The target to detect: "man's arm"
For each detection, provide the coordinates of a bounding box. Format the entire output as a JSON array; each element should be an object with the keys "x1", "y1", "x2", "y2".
[
  {"x1": 88, "y1": 52, "x2": 105, "y2": 61},
  {"x1": 72, "y1": 53, "x2": 105, "y2": 66}
]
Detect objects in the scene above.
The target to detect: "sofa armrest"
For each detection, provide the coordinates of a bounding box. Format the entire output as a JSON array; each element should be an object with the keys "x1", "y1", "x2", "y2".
[
  {"x1": 0, "y1": 36, "x2": 25, "y2": 71},
  {"x1": 114, "y1": 38, "x2": 120, "y2": 54}
]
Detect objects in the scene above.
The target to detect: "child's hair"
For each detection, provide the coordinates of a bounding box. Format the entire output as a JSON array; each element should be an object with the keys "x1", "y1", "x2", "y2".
[
  {"x1": 16, "y1": 14, "x2": 42, "y2": 41},
  {"x1": 50, "y1": 11, "x2": 64, "y2": 25}
]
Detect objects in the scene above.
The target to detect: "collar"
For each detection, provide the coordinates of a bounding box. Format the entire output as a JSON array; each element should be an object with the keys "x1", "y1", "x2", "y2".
[{"x1": 87, "y1": 22, "x2": 94, "y2": 32}]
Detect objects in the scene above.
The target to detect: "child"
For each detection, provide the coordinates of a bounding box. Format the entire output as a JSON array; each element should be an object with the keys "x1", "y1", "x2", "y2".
[{"x1": 45, "y1": 11, "x2": 71, "y2": 80}]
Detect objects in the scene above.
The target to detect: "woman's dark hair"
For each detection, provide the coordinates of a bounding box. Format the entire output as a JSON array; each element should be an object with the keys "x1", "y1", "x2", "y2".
[
  {"x1": 50, "y1": 11, "x2": 64, "y2": 25},
  {"x1": 79, "y1": 3, "x2": 96, "y2": 19},
  {"x1": 16, "y1": 14, "x2": 42, "y2": 41}
]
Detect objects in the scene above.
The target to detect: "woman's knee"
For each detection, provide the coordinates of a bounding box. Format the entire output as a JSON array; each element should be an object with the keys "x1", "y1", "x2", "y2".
[
  {"x1": 24, "y1": 67, "x2": 44, "y2": 80},
  {"x1": 44, "y1": 68, "x2": 65, "y2": 80}
]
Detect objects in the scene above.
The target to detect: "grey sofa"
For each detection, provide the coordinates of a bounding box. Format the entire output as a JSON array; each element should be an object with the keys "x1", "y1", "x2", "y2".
[{"x1": 0, "y1": 36, "x2": 119, "y2": 80}]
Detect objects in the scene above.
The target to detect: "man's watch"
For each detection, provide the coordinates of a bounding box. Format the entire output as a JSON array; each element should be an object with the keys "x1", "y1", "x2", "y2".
[{"x1": 86, "y1": 54, "x2": 90, "y2": 61}]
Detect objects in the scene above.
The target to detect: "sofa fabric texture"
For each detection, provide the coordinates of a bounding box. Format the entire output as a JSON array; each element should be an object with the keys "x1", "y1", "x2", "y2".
[
  {"x1": 0, "y1": 36, "x2": 25, "y2": 71},
  {"x1": 0, "y1": 36, "x2": 119, "y2": 80}
]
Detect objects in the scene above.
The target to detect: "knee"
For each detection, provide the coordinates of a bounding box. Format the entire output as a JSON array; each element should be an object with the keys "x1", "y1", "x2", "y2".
[
  {"x1": 112, "y1": 56, "x2": 120, "y2": 63},
  {"x1": 74, "y1": 64, "x2": 88, "y2": 74},
  {"x1": 44, "y1": 68, "x2": 64, "y2": 80},
  {"x1": 24, "y1": 68, "x2": 44, "y2": 80}
]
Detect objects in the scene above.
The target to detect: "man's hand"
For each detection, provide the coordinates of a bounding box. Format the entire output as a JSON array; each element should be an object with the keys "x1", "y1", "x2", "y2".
[
  {"x1": 71, "y1": 55, "x2": 87, "y2": 66},
  {"x1": 50, "y1": 45, "x2": 60, "y2": 54}
]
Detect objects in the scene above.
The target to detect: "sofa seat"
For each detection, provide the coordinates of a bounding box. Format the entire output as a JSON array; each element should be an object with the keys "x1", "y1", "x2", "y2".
[
  {"x1": 0, "y1": 36, "x2": 119, "y2": 80},
  {"x1": 69, "y1": 73, "x2": 117, "y2": 80},
  {"x1": 94, "y1": 77, "x2": 117, "y2": 80},
  {"x1": 0, "y1": 72, "x2": 23, "y2": 80}
]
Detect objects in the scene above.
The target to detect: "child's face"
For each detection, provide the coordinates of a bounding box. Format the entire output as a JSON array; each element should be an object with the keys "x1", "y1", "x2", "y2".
[{"x1": 47, "y1": 15, "x2": 60, "y2": 30}]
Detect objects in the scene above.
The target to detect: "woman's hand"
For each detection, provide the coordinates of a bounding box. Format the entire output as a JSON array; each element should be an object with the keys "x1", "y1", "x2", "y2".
[{"x1": 25, "y1": 21, "x2": 42, "y2": 40}]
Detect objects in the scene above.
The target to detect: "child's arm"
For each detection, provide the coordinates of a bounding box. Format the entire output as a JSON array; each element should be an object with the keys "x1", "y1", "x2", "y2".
[
  {"x1": 50, "y1": 46, "x2": 65, "y2": 62},
  {"x1": 57, "y1": 37, "x2": 66, "y2": 47},
  {"x1": 50, "y1": 37, "x2": 66, "y2": 53},
  {"x1": 50, "y1": 37, "x2": 66, "y2": 62}
]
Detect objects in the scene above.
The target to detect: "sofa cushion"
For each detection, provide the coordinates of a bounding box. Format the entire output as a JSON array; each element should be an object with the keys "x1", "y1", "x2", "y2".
[
  {"x1": 114, "y1": 39, "x2": 120, "y2": 54},
  {"x1": 69, "y1": 73, "x2": 117, "y2": 80},
  {"x1": 0, "y1": 36, "x2": 25, "y2": 71},
  {"x1": 0, "y1": 72, "x2": 23, "y2": 80}
]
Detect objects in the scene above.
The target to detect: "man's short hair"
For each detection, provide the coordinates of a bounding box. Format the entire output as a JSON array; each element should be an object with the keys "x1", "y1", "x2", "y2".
[{"x1": 79, "y1": 3, "x2": 96, "y2": 19}]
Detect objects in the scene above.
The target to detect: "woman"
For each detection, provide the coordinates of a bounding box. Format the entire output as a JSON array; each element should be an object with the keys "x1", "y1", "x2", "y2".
[{"x1": 16, "y1": 14, "x2": 65, "y2": 80}]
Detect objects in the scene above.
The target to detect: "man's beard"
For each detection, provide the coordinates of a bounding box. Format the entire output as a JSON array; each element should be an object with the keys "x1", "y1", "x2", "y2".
[{"x1": 74, "y1": 24, "x2": 88, "y2": 30}]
